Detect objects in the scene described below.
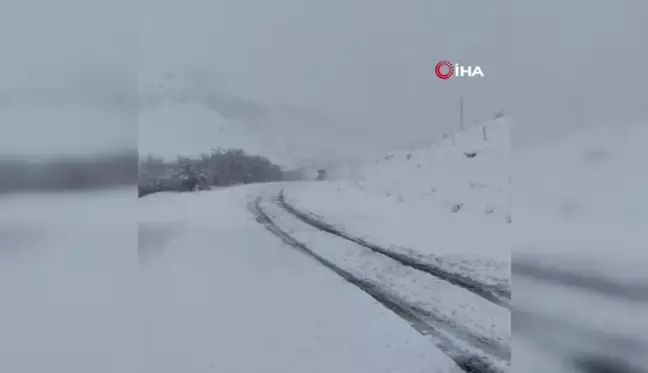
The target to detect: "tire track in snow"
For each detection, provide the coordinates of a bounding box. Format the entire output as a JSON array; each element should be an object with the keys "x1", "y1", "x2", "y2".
[
  {"x1": 250, "y1": 195, "x2": 508, "y2": 373},
  {"x1": 277, "y1": 189, "x2": 510, "y2": 309}
]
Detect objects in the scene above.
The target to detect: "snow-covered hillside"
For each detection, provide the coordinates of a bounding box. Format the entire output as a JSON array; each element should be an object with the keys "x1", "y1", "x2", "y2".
[
  {"x1": 329, "y1": 118, "x2": 510, "y2": 222},
  {"x1": 137, "y1": 70, "x2": 372, "y2": 169}
]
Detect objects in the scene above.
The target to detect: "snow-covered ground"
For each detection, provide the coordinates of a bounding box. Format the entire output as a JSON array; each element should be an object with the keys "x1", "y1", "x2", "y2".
[
  {"x1": 329, "y1": 119, "x2": 510, "y2": 221},
  {"x1": 0, "y1": 188, "x2": 138, "y2": 373},
  {"x1": 257, "y1": 193, "x2": 509, "y2": 372},
  {"x1": 513, "y1": 122, "x2": 648, "y2": 372},
  {"x1": 138, "y1": 185, "x2": 462, "y2": 373},
  {"x1": 135, "y1": 118, "x2": 513, "y2": 373}
]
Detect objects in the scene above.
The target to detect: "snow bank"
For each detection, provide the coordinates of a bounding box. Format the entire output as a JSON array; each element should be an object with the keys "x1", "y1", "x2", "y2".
[{"x1": 333, "y1": 119, "x2": 510, "y2": 222}]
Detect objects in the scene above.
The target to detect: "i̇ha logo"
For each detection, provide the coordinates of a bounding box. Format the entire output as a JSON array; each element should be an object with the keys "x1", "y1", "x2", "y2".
[{"x1": 435, "y1": 60, "x2": 484, "y2": 79}]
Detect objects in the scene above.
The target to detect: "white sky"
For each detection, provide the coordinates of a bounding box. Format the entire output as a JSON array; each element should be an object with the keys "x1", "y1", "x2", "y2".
[
  {"x1": 1, "y1": 0, "x2": 646, "y2": 156},
  {"x1": 0, "y1": 0, "x2": 139, "y2": 157},
  {"x1": 139, "y1": 0, "x2": 507, "y2": 151},
  {"x1": 511, "y1": 0, "x2": 648, "y2": 145}
]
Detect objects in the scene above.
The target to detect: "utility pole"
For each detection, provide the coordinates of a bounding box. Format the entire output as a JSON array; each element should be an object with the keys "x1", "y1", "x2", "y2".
[{"x1": 459, "y1": 94, "x2": 464, "y2": 131}]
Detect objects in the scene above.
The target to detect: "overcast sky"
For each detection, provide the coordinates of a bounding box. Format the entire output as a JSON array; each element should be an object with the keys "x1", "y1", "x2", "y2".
[
  {"x1": 139, "y1": 0, "x2": 508, "y2": 153},
  {"x1": 511, "y1": 0, "x2": 648, "y2": 145},
  {"x1": 0, "y1": 0, "x2": 138, "y2": 157},
  {"x1": 1, "y1": 0, "x2": 647, "y2": 157}
]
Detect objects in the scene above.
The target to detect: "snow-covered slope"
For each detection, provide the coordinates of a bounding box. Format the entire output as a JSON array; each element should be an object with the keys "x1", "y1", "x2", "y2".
[{"x1": 331, "y1": 118, "x2": 510, "y2": 222}]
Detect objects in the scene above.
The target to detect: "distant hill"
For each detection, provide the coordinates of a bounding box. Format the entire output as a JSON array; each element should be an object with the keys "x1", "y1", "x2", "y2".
[{"x1": 137, "y1": 69, "x2": 373, "y2": 169}]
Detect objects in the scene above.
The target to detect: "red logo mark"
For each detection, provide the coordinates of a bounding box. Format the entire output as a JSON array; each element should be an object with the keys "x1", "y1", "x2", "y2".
[{"x1": 435, "y1": 60, "x2": 454, "y2": 80}]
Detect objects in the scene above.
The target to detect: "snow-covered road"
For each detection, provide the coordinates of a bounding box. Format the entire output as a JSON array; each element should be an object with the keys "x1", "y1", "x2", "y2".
[
  {"x1": 138, "y1": 184, "x2": 464, "y2": 373},
  {"x1": 137, "y1": 120, "x2": 513, "y2": 373},
  {"x1": 252, "y1": 189, "x2": 510, "y2": 373}
]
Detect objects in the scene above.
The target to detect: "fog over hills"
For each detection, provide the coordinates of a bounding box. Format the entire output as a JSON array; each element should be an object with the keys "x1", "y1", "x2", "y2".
[{"x1": 138, "y1": 69, "x2": 397, "y2": 169}]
